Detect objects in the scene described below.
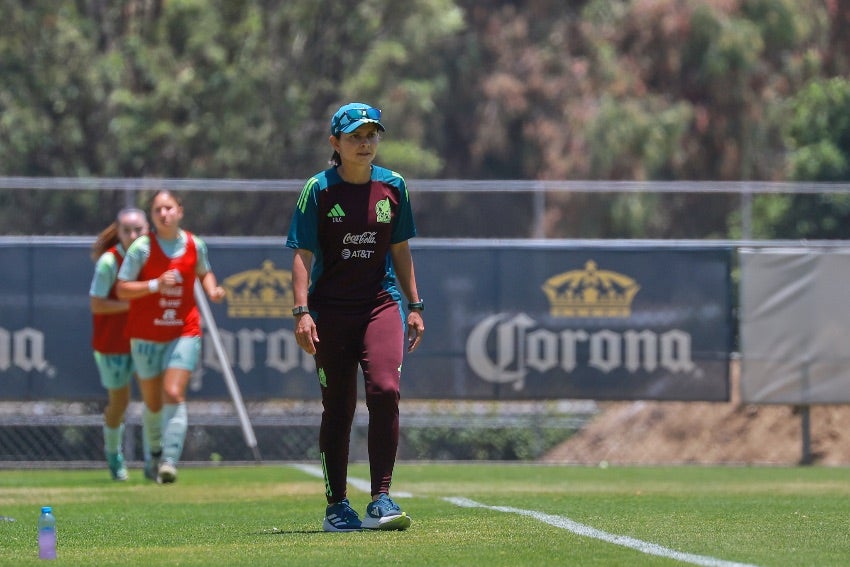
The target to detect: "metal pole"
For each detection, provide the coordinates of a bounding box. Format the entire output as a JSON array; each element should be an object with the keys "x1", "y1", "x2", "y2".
[
  {"x1": 800, "y1": 405, "x2": 812, "y2": 465},
  {"x1": 799, "y1": 360, "x2": 812, "y2": 465},
  {"x1": 741, "y1": 183, "x2": 752, "y2": 240},
  {"x1": 194, "y1": 281, "x2": 262, "y2": 462}
]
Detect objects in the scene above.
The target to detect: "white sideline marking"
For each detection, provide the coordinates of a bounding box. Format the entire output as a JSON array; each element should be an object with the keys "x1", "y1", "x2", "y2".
[
  {"x1": 445, "y1": 497, "x2": 759, "y2": 567},
  {"x1": 290, "y1": 463, "x2": 413, "y2": 498},
  {"x1": 291, "y1": 464, "x2": 757, "y2": 566}
]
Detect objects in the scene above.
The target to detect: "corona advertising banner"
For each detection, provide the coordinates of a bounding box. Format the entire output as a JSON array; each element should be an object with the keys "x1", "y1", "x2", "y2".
[
  {"x1": 0, "y1": 238, "x2": 733, "y2": 401},
  {"x1": 409, "y1": 242, "x2": 732, "y2": 401}
]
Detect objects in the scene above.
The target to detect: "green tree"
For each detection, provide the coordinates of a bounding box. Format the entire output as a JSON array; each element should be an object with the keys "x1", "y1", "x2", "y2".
[
  {"x1": 442, "y1": 0, "x2": 830, "y2": 237},
  {"x1": 747, "y1": 77, "x2": 850, "y2": 239},
  {"x1": 0, "y1": 0, "x2": 464, "y2": 180},
  {"x1": 2, "y1": 0, "x2": 850, "y2": 238},
  {"x1": 0, "y1": 0, "x2": 464, "y2": 234},
  {"x1": 787, "y1": 78, "x2": 850, "y2": 182}
]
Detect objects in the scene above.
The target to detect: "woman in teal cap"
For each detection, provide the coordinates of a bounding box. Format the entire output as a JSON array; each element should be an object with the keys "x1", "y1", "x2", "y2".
[{"x1": 286, "y1": 102, "x2": 425, "y2": 531}]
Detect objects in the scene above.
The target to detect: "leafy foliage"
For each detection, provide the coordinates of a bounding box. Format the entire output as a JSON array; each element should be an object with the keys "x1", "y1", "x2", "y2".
[
  {"x1": 403, "y1": 426, "x2": 573, "y2": 460},
  {"x1": 787, "y1": 77, "x2": 850, "y2": 181},
  {"x1": 745, "y1": 76, "x2": 850, "y2": 239},
  {"x1": 1, "y1": 0, "x2": 849, "y2": 237}
]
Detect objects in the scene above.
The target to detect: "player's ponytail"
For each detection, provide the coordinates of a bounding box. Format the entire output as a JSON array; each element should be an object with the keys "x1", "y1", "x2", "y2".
[{"x1": 91, "y1": 222, "x2": 120, "y2": 261}]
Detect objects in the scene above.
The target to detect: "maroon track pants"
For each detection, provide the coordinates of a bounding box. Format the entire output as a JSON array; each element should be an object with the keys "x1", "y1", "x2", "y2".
[{"x1": 314, "y1": 299, "x2": 404, "y2": 503}]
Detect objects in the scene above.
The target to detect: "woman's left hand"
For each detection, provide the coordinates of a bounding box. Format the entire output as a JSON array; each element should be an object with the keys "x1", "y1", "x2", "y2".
[{"x1": 209, "y1": 286, "x2": 226, "y2": 303}]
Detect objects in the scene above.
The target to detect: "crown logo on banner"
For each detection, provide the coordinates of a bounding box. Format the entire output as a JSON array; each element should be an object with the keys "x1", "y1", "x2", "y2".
[
  {"x1": 541, "y1": 260, "x2": 640, "y2": 318},
  {"x1": 221, "y1": 260, "x2": 293, "y2": 318}
]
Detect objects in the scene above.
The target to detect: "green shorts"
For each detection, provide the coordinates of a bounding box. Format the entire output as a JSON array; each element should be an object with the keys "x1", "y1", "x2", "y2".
[
  {"x1": 93, "y1": 352, "x2": 134, "y2": 390},
  {"x1": 130, "y1": 336, "x2": 202, "y2": 380}
]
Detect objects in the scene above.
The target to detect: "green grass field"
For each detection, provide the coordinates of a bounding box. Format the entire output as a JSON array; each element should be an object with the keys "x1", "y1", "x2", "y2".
[{"x1": 0, "y1": 463, "x2": 847, "y2": 566}]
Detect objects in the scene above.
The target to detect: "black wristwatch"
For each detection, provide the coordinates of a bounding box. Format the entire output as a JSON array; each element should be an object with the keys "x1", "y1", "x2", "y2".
[
  {"x1": 408, "y1": 300, "x2": 424, "y2": 312},
  {"x1": 292, "y1": 305, "x2": 310, "y2": 316}
]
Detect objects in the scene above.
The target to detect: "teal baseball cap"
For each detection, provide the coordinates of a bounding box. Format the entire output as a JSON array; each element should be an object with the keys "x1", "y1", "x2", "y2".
[{"x1": 331, "y1": 103, "x2": 385, "y2": 136}]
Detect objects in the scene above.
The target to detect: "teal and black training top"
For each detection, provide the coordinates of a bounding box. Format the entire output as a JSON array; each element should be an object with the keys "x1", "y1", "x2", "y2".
[{"x1": 285, "y1": 165, "x2": 416, "y2": 308}]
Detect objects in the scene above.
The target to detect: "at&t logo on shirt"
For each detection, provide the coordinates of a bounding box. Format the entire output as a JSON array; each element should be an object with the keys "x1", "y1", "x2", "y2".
[{"x1": 341, "y1": 249, "x2": 375, "y2": 259}]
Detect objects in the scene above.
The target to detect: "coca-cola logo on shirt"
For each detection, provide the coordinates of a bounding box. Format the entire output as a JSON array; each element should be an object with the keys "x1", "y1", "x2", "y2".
[{"x1": 342, "y1": 232, "x2": 377, "y2": 245}]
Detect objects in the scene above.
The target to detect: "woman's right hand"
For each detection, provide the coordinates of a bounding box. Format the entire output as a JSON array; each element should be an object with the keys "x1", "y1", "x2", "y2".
[
  {"x1": 160, "y1": 269, "x2": 182, "y2": 290},
  {"x1": 294, "y1": 313, "x2": 319, "y2": 355}
]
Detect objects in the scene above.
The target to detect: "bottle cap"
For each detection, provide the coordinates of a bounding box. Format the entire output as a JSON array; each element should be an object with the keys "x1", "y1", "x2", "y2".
[{"x1": 41, "y1": 506, "x2": 52, "y2": 513}]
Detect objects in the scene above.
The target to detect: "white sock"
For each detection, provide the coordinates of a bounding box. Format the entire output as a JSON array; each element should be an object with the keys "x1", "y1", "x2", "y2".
[
  {"x1": 143, "y1": 407, "x2": 162, "y2": 460},
  {"x1": 103, "y1": 423, "x2": 124, "y2": 455},
  {"x1": 161, "y1": 403, "x2": 188, "y2": 465}
]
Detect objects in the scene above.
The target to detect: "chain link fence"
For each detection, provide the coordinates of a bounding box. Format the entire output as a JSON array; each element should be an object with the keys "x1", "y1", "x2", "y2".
[
  {"x1": 4, "y1": 178, "x2": 849, "y2": 467},
  {"x1": 0, "y1": 400, "x2": 596, "y2": 468}
]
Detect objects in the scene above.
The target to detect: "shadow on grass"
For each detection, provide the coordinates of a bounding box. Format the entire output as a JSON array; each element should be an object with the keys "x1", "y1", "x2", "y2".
[
  {"x1": 256, "y1": 528, "x2": 393, "y2": 535},
  {"x1": 256, "y1": 529, "x2": 326, "y2": 535}
]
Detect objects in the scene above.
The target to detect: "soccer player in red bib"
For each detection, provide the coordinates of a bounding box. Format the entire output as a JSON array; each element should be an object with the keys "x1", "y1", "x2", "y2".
[
  {"x1": 89, "y1": 208, "x2": 149, "y2": 481},
  {"x1": 117, "y1": 190, "x2": 225, "y2": 484},
  {"x1": 286, "y1": 102, "x2": 425, "y2": 531}
]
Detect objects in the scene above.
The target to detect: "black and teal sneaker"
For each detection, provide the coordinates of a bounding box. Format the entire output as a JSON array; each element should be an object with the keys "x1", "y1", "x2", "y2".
[
  {"x1": 361, "y1": 494, "x2": 411, "y2": 531},
  {"x1": 106, "y1": 452, "x2": 128, "y2": 481},
  {"x1": 323, "y1": 499, "x2": 362, "y2": 532}
]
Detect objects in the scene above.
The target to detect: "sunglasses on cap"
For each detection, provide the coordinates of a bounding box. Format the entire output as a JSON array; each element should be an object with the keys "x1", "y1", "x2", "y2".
[{"x1": 334, "y1": 107, "x2": 382, "y2": 134}]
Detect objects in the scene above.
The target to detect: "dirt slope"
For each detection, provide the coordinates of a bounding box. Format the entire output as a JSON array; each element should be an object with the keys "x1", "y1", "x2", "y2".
[{"x1": 543, "y1": 365, "x2": 850, "y2": 466}]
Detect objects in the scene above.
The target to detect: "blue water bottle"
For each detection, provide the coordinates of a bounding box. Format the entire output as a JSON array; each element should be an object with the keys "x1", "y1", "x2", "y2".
[{"x1": 38, "y1": 506, "x2": 57, "y2": 560}]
